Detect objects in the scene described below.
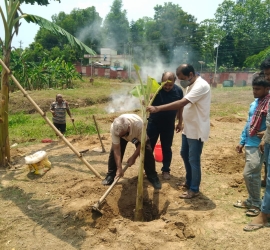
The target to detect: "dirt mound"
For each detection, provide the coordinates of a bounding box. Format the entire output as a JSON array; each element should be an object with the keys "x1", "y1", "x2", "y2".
[
  {"x1": 215, "y1": 117, "x2": 244, "y2": 123},
  {"x1": 204, "y1": 146, "x2": 245, "y2": 174}
]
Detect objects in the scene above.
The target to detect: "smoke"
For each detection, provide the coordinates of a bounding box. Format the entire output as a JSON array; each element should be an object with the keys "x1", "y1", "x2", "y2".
[
  {"x1": 76, "y1": 20, "x2": 101, "y2": 42},
  {"x1": 105, "y1": 90, "x2": 140, "y2": 114}
]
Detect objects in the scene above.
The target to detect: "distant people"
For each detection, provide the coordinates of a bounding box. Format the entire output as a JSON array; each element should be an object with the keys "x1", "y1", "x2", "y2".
[
  {"x1": 147, "y1": 64, "x2": 211, "y2": 198},
  {"x1": 102, "y1": 114, "x2": 161, "y2": 189},
  {"x1": 234, "y1": 75, "x2": 270, "y2": 217},
  {"x1": 50, "y1": 94, "x2": 74, "y2": 135},
  {"x1": 244, "y1": 58, "x2": 270, "y2": 231},
  {"x1": 147, "y1": 72, "x2": 183, "y2": 180}
]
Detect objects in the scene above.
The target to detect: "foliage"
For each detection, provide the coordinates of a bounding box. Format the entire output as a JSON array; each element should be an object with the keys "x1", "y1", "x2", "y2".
[
  {"x1": 24, "y1": 14, "x2": 96, "y2": 55},
  {"x1": 214, "y1": 0, "x2": 270, "y2": 68},
  {"x1": 244, "y1": 46, "x2": 270, "y2": 68}
]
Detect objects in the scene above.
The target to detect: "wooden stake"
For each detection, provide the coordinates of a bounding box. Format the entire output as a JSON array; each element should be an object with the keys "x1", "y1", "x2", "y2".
[{"x1": 92, "y1": 115, "x2": 106, "y2": 153}]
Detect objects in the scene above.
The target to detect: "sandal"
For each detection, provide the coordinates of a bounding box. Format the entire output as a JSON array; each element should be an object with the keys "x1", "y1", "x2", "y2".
[
  {"x1": 243, "y1": 223, "x2": 264, "y2": 232},
  {"x1": 246, "y1": 207, "x2": 260, "y2": 217},
  {"x1": 233, "y1": 200, "x2": 251, "y2": 209},
  {"x1": 179, "y1": 190, "x2": 199, "y2": 199}
]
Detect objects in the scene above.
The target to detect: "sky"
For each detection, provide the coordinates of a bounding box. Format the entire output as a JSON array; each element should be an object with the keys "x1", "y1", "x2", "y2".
[{"x1": 0, "y1": 0, "x2": 225, "y2": 49}]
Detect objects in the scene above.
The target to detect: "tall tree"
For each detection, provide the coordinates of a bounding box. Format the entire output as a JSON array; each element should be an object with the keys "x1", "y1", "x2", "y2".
[
  {"x1": 215, "y1": 0, "x2": 270, "y2": 68},
  {"x1": 102, "y1": 0, "x2": 130, "y2": 54},
  {"x1": 33, "y1": 7, "x2": 102, "y2": 58},
  {"x1": 145, "y1": 2, "x2": 201, "y2": 66}
]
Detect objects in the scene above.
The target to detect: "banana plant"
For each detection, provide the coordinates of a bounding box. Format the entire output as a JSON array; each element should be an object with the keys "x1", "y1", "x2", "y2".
[
  {"x1": 0, "y1": 0, "x2": 95, "y2": 167},
  {"x1": 130, "y1": 65, "x2": 168, "y2": 221}
]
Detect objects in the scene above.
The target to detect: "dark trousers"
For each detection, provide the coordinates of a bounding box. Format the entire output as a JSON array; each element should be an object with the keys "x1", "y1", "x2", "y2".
[
  {"x1": 107, "y1": 138, "x2": 157, "y2": 178},
  {"x1": 147, "y1": 119, "x2": 175, "y2": 172}
]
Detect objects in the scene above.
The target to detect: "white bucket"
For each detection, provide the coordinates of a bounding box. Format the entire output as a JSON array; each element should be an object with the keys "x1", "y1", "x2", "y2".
[{"x1": 25, "y1": 151, "x2": 51, "y2": 175}]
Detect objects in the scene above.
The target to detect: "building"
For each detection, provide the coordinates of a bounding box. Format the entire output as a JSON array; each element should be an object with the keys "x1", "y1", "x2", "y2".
[{"x1": 84, "y1": 48, "x2": 132, "y2": 71}]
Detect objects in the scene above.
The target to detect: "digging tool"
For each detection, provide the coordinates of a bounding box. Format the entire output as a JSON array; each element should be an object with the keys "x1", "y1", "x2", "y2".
[
  {"x1": 92, "y1": 115, "x2": 106, "y2": 153},
  {"x1": 92, "y1": 163, "x2": 129, "y2": 214},
  {"x1": 72, "y1": 120, "x2": 78, "y2": 134},
  {"x1": 79, "y1": 149, "x2": 89, "y2": 155}
]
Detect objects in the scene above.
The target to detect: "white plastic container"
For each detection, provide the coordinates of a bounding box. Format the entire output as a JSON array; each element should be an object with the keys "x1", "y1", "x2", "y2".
[{"x1": 25, "y1": 151, "x2": 51, "y2": 175}]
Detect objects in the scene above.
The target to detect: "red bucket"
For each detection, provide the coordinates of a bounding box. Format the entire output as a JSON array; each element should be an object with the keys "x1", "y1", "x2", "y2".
[{"x1": 154, "y1": 143, "x2": 163, "y2": 162}]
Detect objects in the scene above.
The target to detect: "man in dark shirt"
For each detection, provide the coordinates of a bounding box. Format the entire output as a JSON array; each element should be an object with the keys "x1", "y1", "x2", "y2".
[{"x1": 147, "y1": 72, "x2": 183, "y2": 180}]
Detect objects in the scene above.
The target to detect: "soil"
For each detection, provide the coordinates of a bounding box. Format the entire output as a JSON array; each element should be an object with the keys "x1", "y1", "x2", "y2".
[{"x1": 1, "y1": 104, "x2": 269, "y2": 249}]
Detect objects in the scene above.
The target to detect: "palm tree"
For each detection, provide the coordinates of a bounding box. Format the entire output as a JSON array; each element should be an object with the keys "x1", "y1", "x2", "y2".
[{"x1": 0, "y1": 0, "x2": 95, "y2": 167}]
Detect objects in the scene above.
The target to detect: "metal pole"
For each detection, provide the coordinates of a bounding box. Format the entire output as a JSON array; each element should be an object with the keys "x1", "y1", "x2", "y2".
[{"x1": 214, "y1": 44, "x2": 219, "y2": 84}]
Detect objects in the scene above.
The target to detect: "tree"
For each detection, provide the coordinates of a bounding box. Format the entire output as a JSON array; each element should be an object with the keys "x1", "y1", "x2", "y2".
[
  {"x1": 0, "y1": 0, "x2": 95, "y2": 167},
  {"x1": 102, "y1": 0, "x2": 130, "y2": 54},
  {"x1": 214, "y1": 0, "x2": 270, "y2": 68},
  {"x1": 35, "y1": 7, "x2": 102, "y2": 54}
]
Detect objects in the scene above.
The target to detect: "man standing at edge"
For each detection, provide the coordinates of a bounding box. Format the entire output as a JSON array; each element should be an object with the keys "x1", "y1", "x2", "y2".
[
  {"x1": 244, "y1": 58, "x2": 270, "y2": 231},
  {"x1": 147, "y1": 64, "x2": 211, "y2": 198},
  {"x1": 50, "y1": 94, "x2": 74, "y2": 137}
]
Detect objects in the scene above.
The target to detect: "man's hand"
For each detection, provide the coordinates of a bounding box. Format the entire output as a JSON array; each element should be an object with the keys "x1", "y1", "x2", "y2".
[
  {"x1": 115, "y1": 168, "x2": 124, "y2": 178},
  {"x1": 146, "y1": 106, "x2": 159, "y2": 113},
  {"x1": 71, "y1": 117, "x2": 74, "y2": 122},
  {"x1": 236, "y1": 144, "x2": 244, "y2": 154},
  {"x1": 127, "y1": 156, "x2": 136, "y2": 166},
  {"x1": 257, "y1": 131, "x2": 265, "y2": 139},
  {"x1": 259, "y1": 141, "x2": 265, "y2": 154},
  {"x1": 175, "y1": 123, "x2": 183, "y2": 133}
]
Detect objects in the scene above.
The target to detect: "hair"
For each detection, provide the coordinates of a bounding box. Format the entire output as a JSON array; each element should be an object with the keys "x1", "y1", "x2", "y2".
[
  {"x1": 176, "y1": 64, "x2": 195, "y2": 77},
  {"x1": 113, "y1": 116, "x2": 130, "y2": 136},
  {"x1": 252, "y1": 75, "x2": 270, "y2": 87},
  {"x1": 260, "y1": 58, "x2": 270, "y2": 70},
  {"x1": 161, "y1": 72, "x2": 176, "y2": 82},
  {"x1": 56, "y1": 94, "x2": 62, "y2": 101}
]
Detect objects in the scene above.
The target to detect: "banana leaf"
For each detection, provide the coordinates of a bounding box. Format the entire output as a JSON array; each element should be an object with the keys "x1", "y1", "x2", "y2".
[{"x1": 23, "y1": 14, "x2": 96, "y2": 55}]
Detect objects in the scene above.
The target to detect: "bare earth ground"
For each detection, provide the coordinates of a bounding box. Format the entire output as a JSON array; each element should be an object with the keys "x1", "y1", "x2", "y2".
[{"x1": 1, "y1": 93, "x2": 270, "y2": 249}]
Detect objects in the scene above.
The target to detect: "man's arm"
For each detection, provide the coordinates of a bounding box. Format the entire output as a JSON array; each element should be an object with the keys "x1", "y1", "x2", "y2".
[
  {"x1": 112, "y1": 143, "x2": 124, "y2": 178},
  {"x1": 66, "y1": 102, "x2": 74, "y2": 121},
  {"x1": 175, "y1": 107, "x2": 184, "y2": 133},
  {"x1": 127, "y1": 143, "x2": 141, "y2": 166},
  {"x1": 147, "y1": 98, "x2": 190, "y2": 113}
]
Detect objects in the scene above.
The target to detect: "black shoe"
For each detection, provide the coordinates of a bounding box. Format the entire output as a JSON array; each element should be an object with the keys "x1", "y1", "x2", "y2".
[
  {"x1": 148, "y1": 176, "x2": 162, "y2": 189},
  {"x1": 102, "y1": 175, "x2": 115, "y2": 185}
]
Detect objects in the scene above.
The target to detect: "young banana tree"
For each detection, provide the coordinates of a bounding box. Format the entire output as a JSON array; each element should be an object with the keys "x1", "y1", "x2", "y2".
[
  {"x1": 0, "y1": 0, "x2": 96, "y2": 167},
  {"x1": 130, "y1": 65, "x2": 167, "y2": 221}
]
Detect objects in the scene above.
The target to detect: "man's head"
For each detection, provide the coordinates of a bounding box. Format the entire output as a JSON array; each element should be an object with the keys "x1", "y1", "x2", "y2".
[
  {"x1": 113, "y1": 116, "x2": 130, "y2": 137},
  {"x1": 260, "y1": 58, "x2": 270, "y2": 82},
  {"x1": 161, "y1": 72, "x2": 176, "y2": 92},
  {"x1": 176, "y1": 64, "x2": 196, "y2": 88},
  {"x1": 56, "y1": 94, "x2": 63, "y2": 103},
  {"x1": 252, "y1": 75, "x2": 270, "y2": 98}
]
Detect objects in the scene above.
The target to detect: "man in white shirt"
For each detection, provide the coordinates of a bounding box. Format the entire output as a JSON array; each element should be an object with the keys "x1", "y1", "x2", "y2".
[
  {"x1": 147, "y1": 64, "x2": 211, "y2": 198},
  {"x1": 102, "y1": 114, "x2": 161, "y2": 189}
]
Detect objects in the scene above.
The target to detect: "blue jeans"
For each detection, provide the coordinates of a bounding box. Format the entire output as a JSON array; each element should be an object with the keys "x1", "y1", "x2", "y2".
[
  {"x1": 261, "y1": 143, "x2": 270, "y2": 214},
  {"x1": 180, "y1": 134, "x2": 204, "y2": 193},
  {"x1": 147, "y1": 119, "x2": 175, "y2": 173},
  {"x1": 243, "y1": 147, "x2": 264, "y2": 208}
]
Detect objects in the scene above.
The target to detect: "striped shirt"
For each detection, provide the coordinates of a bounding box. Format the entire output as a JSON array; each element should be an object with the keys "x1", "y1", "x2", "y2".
[{"x1": 50, "y1": 101, "x2": 69, "y2": 124}]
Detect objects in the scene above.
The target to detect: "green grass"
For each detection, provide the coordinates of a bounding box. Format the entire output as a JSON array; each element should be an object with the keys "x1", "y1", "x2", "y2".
[{"x1": 8, "y1": 80, "x2": 256, "y2": 144}]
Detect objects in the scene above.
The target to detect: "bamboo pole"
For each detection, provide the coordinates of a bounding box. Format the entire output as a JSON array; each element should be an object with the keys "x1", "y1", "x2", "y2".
[{"x1": 0, "y1": 58, "x2": 102, "y2": 179}]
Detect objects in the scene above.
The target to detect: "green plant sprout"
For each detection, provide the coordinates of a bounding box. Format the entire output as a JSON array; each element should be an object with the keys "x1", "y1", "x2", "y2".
[{"x1": 130, "y1": 64, "x2": 170, "y2": 221}]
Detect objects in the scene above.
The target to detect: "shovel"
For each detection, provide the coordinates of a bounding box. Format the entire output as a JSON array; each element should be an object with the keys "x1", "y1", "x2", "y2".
[{"x1": 91, "y1": 163, "x2": 129, "y2": 215}]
